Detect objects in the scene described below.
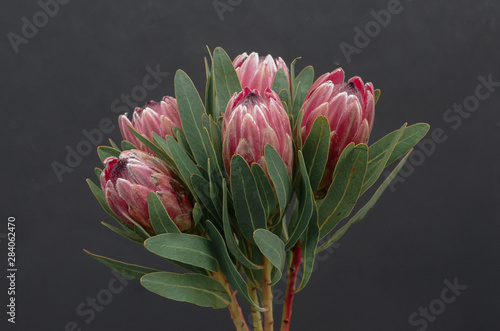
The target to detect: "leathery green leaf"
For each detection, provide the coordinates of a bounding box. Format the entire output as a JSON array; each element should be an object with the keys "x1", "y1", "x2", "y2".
[
  {"x1": 97, "y1": 146, "x2": 120, "y2": 164},
  {"x1": 318, "y1": 144, "x2": 368, "y2": 239},
  {"x1": 85, "y1": 250, "x2": 160, "y2": 279},
  {"x1": 213, "y1": 47, "x2": 242, "y2": 113},
  {"x1": 361, "y1": 123, "x2": 406, "y2": 194},
  {"x1": 296, "y1": 202, "x2": 319, "y2": 292},
  {"x1": 301, "y1": 116, "x2": 330, "y2": 193},
  {"x1": 252, "y1": 163, "x2": 277, "y2": 220},
  {"x1": 174, "y1": 70, "x2": 209, "y2": 169},
  {"x1": 291, "y1": 66, "x2": 314, "y2": 119},
  {"x1": 230, "y1": 155, "x2": 266, "y2": 243},
  {"x1": 206, "y1": 221, "x2": 266, "y2": 311},
  {"x1": 86, "y1": 179, "x2": 133, "y2": 231},
  {"x1": 141, "y1": 272, "x2": 230, "y2": 309},
  {"x1": 285, "y1": 151, "x2": 313, "y2": 251},
  {"x1": 317, "y1": 150, "x2": 413, "y2": 253},
  {"x1": 265, "y1": 144, "x2": 292, "y2": 219},
  {"x1": 101, "y1": 221, "x2": 143, "y2": 243},
  {"x1": 222, "y1": 179, "x2": 262, "y2": 270},
  {"x1": 165, "y1": 135, "x2": 203, "y2": 192},
  {"x1": 254, "y1": 229, "x2": 285, "y2": 273},
  {"x1": 369, "y1": 123, "x2": 429, "y2": 170},
  {"x1": 144, "y1": 234, "x2": 219, "y2": 272},
  {"x1": 148, "y1": 192, "x2": 181, "y2": 235}
]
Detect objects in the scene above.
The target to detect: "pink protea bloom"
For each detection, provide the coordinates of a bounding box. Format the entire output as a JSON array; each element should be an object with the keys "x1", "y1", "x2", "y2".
[
  {"x1": 222, "y1": 87, "x2": 293, "y2": 178},
  {"x1": 233, "y1": 52, "x2": 289, "y2": 93},
  {"x1": 119, "y1": 96, "x2": 182, "y2": 153},
  {"x1": 301, "y1": 68, "x2": 375, "y2": 191},
  {"x1": 100, "y1": 150, "x2": 193, "y2": 234}
]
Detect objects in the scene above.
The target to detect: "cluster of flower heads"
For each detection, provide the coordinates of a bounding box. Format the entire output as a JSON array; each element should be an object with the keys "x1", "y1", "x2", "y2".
[{"x1": 100, "y1": 52, "x2": 376, "y2": 234}]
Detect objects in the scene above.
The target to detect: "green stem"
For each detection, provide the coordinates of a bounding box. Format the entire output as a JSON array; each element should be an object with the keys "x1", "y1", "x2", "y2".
[
  {"x1": 213, "y1": 271, "x2": 249, "y2": 331},
  {"x1": 248, "y1": 280, "x2": 263, "y2": 331},
  {"x1": 262, "y1": 255, "x2": 274, "y2": 331}
]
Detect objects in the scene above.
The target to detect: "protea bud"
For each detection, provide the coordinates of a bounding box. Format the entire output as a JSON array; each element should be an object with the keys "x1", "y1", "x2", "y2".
[
  {"x1": 233, "y1": 52, "x2": 289, "y2": 93},
  {"x1": 301, "y1": 68, "x2": 375, "y2": 191},
  {"x1": 222, "y1": 87, "x2": 293, "y2": 178},
  {"x1": 100, "y1": 150, "x2": 193, "y2": 234},
  {"x1": 119, "y1": 96, "x2": 182, "y2": 153}
]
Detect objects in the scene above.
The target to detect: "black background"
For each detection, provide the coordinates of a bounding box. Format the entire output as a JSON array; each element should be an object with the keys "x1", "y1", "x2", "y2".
[{"x1": 2, "y1": 0, "x2": 499, "y2": 330}]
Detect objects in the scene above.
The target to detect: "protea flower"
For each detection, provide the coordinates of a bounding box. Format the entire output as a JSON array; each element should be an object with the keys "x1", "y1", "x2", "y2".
[
  {"x1": 301, "y1": 68, "x2": 375, "y2": 191},
  {"x1": 233, "y1": 52, "x2": 289, "y2": 93},
  {"x1": 119, "y1": 96, "x2": 182, "y2": 153},
  {"x1": 100, "y1": 150, "x2": 193, "y2": 234},
  {"x1": 222, "y1": 87, "x2": 293, "y2": 178}
]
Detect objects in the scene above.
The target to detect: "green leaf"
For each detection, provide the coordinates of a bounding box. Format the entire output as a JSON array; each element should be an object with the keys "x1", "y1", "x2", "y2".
[
  {"x1": 127, "y1": 126, "x2": 175, "y2": 168},
  {"x1": 265, "y1": 145, "x2": 292, "y2": 219},
  {"x1": 254, "y1": 229, "x2": 285, "y2": 273},
  {"x1": 230, "y1": 155, "x2": 267, "y2": 243},
  {"x1": 222, "y1": 179, "x2": 262, "y2": 270},
  {"x1": 213, "y1": 47, "x2": 242, "y2": 113},
  {"x1": 94, "y1": 167, "x2": 102, "y2": 180},
  {"x1": 101, "y1": 221, "x2": 143, "y2": 243},
  {"x1": 317, "y1": 150, "x2": 413, "y2": 253},
  {"x1": 191, "y1": 173, "x2": 221, "y2": 220},
  {"x1": 122, "y1": 214, "x2": 151, "y2": 240},
  {"x1": 278, "y1": 89, "x2": 291, "y2": 113},
  {"x1": 370, "y1": 123, "x2": 430, "y2": 169},
  {"x1": 294, "y1": 109, "x2": 305, "y2": 147},
  {"x1": 272, "y1": 69, "x2": 291, "y2": 109},
  {"x1": 251, "y1": 163, "x2": 277, "y2": 220},
  {"x1": 207, "y1": 116, "x2": 224, "y2": 175},
  {"x1": 204, "y1": 57, "x2": 217, "y2": 118},
  {"x1": 174, "y1": 129, "x2": 194, "y2": 160},
  {"x1": 290, "y1": 57, "x2": 300, "y2": 95},
  {"x1": 85, "y1": 250, "x2": 160, "y2": 279},
  {"x1": 301, "y1": 116, "x2": 330, "y2": 193},
  {"x1": 361, "y1": 123, "x2": 406, "y2": 194},
  {"x1": 202, "y1": 126, "x2": 225, "y2": 187},
  {"x1": 291, "y1": 66, "x2": 314, "y2": 119},
  {"x1": 206, "y1": 221, "x2": 265, "y2": 311},
  {"x1": 108, "y1": 139, "x2": 120, "y2": 150},
  {"x1": 165, "y1": 135, "x2": 203, "y2": 192},
  {"x1": 121, "y1": 140, "x2": 137, "y2": 151},
  {"x1": 144, "y1": 234, "x2": 219, "y2": 272},
  {"x1": 272, "y1": 69, "x2": 290, "y2": 94},
  {"x1": 97, "y1": 146, "x2": 121, "y2": 164},
  {"x1": 174, "y1": 70, "x2": 209, "y2": 170},
  {"x1": 86, "y1": 179, "x2": 133, "y2": 231},
  {"x1": 374, "y1": 89, "x2": 381, "y2": 104},
  {"x1": 208, "y1": 159, "x2": 223, "y2": 218},
  {"x1": 148, "y1": 192, "x2": 181, "y2": 235},
  {"x1": 192, "y1": 202, "x2": 204, "y2": 228},
  {"x1": 318, "y1": 144, "x2": 368, "y2": 239},
  {"x1": 140, "y1": 272, "x2": 230, "y2": 309},
  {"x1": 285, "y1": 151, "x2": 313, "y2": 251},
  {"x1": 296, "y1": 203, "x2": 319, "y2": 292}
]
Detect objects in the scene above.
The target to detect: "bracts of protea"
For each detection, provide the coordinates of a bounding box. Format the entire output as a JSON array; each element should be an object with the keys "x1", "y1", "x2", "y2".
[{"x1": 100, "y1": 149, "x2": 193, "y2": 234}]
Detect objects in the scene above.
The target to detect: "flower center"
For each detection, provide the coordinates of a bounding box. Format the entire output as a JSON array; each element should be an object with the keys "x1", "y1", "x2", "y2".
[{"x1": 243, "y1": 92, "x2": 263, "y2": 105}]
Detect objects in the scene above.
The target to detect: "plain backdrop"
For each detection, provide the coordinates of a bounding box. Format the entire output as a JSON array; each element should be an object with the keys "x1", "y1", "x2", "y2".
[{"x1": 1, "y1": 0, "x2": 499, "y2": 330}]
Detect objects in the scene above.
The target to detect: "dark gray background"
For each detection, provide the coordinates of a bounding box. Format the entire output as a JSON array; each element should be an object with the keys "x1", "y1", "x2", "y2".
[{"x1": 2, "y1": 0, "x2": 499, "y2": 330}]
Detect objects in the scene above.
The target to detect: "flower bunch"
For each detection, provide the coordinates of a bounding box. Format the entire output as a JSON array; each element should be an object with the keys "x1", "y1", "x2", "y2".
[{"x1": 86, "y1": 47, "x2": 429, "y2": 331}]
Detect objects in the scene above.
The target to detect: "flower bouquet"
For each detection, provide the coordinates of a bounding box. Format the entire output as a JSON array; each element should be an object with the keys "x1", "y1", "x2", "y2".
[{"x1": 85, "y1": 47, "x2": 429, "y2": 330}]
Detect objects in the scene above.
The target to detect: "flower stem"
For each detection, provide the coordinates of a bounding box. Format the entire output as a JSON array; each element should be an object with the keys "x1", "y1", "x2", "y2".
[
  {"x1": 213, "y1": 271, "x2": 249, "y2": 331},
  {"x1": 280, "y1": 244, "x2": 302, "y2": 331},
  {"x1": 248, "y1": 280, "x2": 263, "y2": 331},
  {"x1": 262, "y1": 255, "x2": 274, "y2": 331}
]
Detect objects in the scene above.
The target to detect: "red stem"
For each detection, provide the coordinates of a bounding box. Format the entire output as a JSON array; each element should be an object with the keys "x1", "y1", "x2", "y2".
[{"x1": 281, "y1": 244, "x2": 302, "y2": 331}]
